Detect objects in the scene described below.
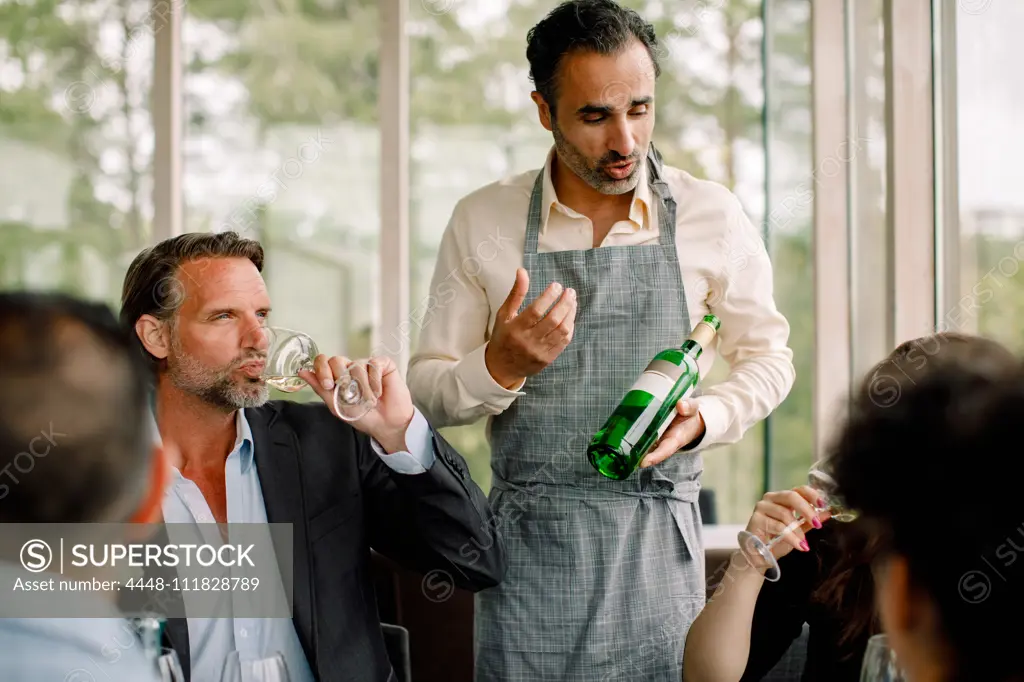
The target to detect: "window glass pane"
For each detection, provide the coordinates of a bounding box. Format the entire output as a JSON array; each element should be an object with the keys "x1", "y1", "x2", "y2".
[
  {"x1": 409, "y1": 1, "x2": 767, "y2": 522},
  {"x1": 764, "y1": 0, "x2": 813, "y2": 493},
  {"x1": 0, "y1": 0, "x2": 154, "y2": 305},
  {"x1": 954, "y1": 2, "x2": 1024, "y2": 351},
  {"x1": 847, "y1": 0, "x2": 890, "y2": 379},
  {"x1": 183, "y1": 2, "x2": 380, "y2": 402},
  {"x1": 661, "y1": 0, "x2": 767, "y2": 524}
]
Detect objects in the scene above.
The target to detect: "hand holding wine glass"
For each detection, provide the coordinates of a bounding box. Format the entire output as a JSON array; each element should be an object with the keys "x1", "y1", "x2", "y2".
[
  {"x1": 299, "y1": 354, "x2": 416, "y2": 453},
  {"x1": 259, "y1": 327, "x2": 378, "y2": 421},
  {"x1": 737, "y1": 459, "x2": 858, "y2": 581},
  {"x1": 742, "y1": 485, "x2": 831, "y2": 563}
]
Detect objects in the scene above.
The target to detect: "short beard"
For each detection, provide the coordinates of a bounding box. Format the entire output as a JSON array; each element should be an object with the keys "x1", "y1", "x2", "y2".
[
  {"x1": 551, "y1": 122, "x2": 643, "y2": 196},
  {"x1": 167, "y1": 335, "x2": 269, "y2": 411}
]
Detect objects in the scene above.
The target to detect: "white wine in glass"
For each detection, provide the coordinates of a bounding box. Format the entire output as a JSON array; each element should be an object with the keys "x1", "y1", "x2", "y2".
[
  {"x1": 737, "y1": 459, "x2": 859, "y2": 581},
  {"x1": 260, "y1": 327, "x2": 377, "y2": 421}
]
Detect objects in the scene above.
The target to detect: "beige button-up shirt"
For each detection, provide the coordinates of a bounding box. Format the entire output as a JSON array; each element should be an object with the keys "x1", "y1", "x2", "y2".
[{"x1": 406, "y1": 148, "x2": 795, "y2": 453}]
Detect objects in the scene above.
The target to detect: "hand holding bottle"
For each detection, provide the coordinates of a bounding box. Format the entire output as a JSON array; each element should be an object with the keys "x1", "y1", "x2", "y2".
[
  {"x1": 639, "y1": 399, "x2": 706, "y2": 468},
  {"x1": 485, "y1": 268, "x2": 578, "y2": 389}
]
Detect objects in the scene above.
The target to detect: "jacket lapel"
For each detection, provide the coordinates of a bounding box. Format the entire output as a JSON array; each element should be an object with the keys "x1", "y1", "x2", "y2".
[
  {"x1": 164, "y1": 618, "x2": 190, "y2": 676},
  {"x1": 247, "y1": 405, "x2": 316, "y2": 666}
]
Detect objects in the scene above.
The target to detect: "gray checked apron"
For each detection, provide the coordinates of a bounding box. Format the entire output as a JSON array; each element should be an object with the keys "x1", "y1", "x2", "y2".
[{"x1": 475, "y1": 145, "x2": 706, "y2": 681}]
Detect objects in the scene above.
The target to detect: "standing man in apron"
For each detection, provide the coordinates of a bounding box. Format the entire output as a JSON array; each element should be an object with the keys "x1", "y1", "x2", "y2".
[{"x1": 407, "y1": 1, "x2": 795, "y2": 679}]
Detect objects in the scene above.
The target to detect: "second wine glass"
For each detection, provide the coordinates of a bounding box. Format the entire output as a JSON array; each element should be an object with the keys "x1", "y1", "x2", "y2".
[
  {"x1": 220, "y1": 651, "x2": 291, "y2": 682},
  {"x1": 859, "y1": 634, "x2": 908, "y2": 681},
  {"x1": 736, "y1": 459, "x2": 859, "y2": 581},
  {"x1": 259, "y1": 327, "x2": 377, "y2": 421}
]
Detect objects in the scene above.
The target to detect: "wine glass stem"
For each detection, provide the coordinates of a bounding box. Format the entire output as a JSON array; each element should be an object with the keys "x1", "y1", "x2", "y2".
[{"x1": 763, "y1": 518, "x2": 805, "y2": 551}]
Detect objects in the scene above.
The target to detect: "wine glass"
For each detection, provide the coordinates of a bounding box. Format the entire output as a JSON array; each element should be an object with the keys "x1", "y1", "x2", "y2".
[
  {"x1": 736, "y1": 459, "x2": 859, "y2": 582},
  {"x1": 860, "y1": 634, "x2": 908, "y2": 681},
  {"x1": 260, "y1": 326, "x2": 377, "y2": 421},
  {"x1": 125, "y1": 615, "x2": 185, "y2": 682},
  {"x1": 220, "y1": 651, "x2": 291, "y2": 682},
  {"x1": 157, "y1": 648, "x2": 186, "y2": 682}
]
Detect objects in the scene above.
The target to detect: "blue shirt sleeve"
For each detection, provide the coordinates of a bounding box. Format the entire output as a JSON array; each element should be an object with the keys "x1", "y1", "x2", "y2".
[{"x1": 369, "y1": 407, "x2": 436, "y2": 474}]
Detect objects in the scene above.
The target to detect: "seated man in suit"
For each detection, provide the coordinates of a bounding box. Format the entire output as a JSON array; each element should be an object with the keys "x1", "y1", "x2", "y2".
[
  {"x1": 0, "y1": 292, "x2": 172, "y2": 681},
  {"x1": 119, "y1": 231, "x2": 506, "y2": 682}
]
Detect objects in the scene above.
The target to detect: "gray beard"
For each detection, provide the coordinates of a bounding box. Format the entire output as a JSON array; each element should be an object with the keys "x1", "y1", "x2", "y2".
[
  {"x1": 552, "y1": 123, "x2": 643, "y2": 196},
  {"x1": 167, "y1": 341, "x2": 270, "y2": 411}
]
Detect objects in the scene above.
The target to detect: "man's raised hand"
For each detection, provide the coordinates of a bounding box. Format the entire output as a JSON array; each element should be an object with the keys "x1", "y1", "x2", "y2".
[{"x1": 484, "y1": 267, "x2": 577, "y2": 389}]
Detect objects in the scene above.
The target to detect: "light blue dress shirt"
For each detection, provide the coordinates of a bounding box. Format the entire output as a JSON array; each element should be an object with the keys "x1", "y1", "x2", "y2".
[
  {"x1": 0, "y1": 562, "x2": 160, "y2": 682},
  {"x1": 156, "y1": 406, "x2": 435, "y2": 682}
]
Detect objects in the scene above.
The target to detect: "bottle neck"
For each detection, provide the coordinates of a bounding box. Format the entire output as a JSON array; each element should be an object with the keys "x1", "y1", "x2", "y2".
[{"x1": 681, "y1": 339, "x2": 704, "y2": 359}]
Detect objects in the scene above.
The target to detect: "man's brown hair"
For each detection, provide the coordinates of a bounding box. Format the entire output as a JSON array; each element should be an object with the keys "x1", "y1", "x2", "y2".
[{"x1": 119, "y1": 231, "x2": 264, "y2": 371}]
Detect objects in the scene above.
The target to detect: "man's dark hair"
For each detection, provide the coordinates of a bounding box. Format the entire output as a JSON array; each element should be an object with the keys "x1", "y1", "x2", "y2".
[
  {"x1": 829, "y1": 335, "x2": 1024, "y2": 682},
  {"x1": 120, "y1": 231, "x2": 264, "y2": 372},
  {"x1": 0, "y1": 291, "x2": 152, "y2": 523},
  {"x1": 526, "y1": 0, "x2": 661, "y2": 113}
]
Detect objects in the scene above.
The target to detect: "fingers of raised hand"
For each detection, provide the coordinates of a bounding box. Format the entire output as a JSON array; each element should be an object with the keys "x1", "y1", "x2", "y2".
[
  {"x1": 366, "y1": 358, "x2": 384, "y2": 399},
  {"x1": 752, "y1": 500, "x2": 807, "y2": 552},
  {"x1": 766, "y1": 489, "x2": 822, "y2": 529},
  {"x1": 314, "y1": 354, "x2": 336, "y2": 391},
  {"x1": 518, "y1": 282, "x2": 563, "y2": 327},
  {"x1": 539, "y1": 288, "x2": 577, "y2": 345},
  {"x1": 498, "y1": 268, "x2": 530, "y2": 319}
]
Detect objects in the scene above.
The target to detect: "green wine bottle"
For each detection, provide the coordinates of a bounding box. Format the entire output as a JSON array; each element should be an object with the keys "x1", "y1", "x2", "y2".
[{"x1": 588, "y1": 314, "x2": 721, "y2": 480}]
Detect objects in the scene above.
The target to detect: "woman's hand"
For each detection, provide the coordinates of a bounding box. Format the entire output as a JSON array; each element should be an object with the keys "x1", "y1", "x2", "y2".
[{"x1": 744, "y1": 485, "x2": 833, "y2": 560}]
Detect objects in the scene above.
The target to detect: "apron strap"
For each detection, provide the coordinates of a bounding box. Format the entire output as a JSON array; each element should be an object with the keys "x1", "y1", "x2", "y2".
[
  {"x1": 524, "y1": 169, "x2": 546, "y2": 256},
  {"x1": 646, "y1": 143, "x2": 678, "y2": 247}
]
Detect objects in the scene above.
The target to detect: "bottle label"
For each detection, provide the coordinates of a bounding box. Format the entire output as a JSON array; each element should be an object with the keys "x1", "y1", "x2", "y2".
[
  {"x1": 622, "y1": 376, "x2": 696, "y2": 450},
  {"x1": 631, "y1": 370, "x2": 676, "y2": 402}
]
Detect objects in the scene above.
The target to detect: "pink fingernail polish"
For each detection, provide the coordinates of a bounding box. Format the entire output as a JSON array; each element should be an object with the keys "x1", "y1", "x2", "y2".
[
  {"x1": 812, "y1": 517, "x2": 822, "y2": 529},
  {"x1": 800, "y1": 540, "x2": 809, "y2": 551}
]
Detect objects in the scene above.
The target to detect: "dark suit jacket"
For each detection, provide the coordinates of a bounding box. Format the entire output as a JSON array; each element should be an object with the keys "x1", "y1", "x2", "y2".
[{"x1": 155, "y1": 400, "x2": 506, "y2": 682}]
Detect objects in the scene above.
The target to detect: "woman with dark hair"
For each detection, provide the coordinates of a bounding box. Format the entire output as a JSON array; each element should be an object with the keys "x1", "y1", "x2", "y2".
[{"x1": 682, "y1": 332, "x2": 1019, "y2": 682}]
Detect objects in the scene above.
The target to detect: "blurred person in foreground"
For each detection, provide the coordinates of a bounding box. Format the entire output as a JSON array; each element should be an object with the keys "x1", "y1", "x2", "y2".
[
  {"x1": 827, "y1": 337, "x2": 1024, "y2": 682},
  {"x1": 0, "y1": 291, "x2": 170, "y2": 682},
  {"x1": 407, "y1": 1, "x2": 794, "y2": 678},
  {"x1": 683, "y1": 332, "x2": 1020, "y2": 682},
  {"x1": 120, "y1": 231, "x2": 505, "y2": 682}
]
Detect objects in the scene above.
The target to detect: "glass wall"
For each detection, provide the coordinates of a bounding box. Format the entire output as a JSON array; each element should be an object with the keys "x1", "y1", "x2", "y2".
[
  {"x1": 3, "y1": 0, "x2": 986, "y2": 529},
  {"x1": 951, "y1": 1, "x2": 1024, "y2": 351},
  {"x1": 0, "y1": 0, "x2": 155, "y2": 306},
  {"x1": 847, "y1": 0, "x2": 891, "y2": 381},
  {"x1": 181, "y1": 1, "x2": 381, "y2": 402},
  {"x1": 763, "y1": 0, "x2": 813, "y2": 494}
]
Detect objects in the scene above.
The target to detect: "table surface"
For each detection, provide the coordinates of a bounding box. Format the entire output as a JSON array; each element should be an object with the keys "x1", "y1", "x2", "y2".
[{"x1": 701, "y1": 523, "x2": 745, "y2": 551}]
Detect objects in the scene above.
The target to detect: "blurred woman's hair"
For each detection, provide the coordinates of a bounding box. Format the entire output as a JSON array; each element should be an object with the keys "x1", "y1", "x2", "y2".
[
  {"x1": 811, "y1": 331, "x2": 1019, "y2": 654},
  {"x1": 828, "y1": 331, "x2": 1024, "y2": 681}
]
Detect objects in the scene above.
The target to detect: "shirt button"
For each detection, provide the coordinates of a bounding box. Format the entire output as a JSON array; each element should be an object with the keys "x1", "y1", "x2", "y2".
[
  {"x1": 197, "y1": 514, "x2": 210, "y2": 522},
  {"x1": 240, "y1": 628, "x2": 248, "y2": 638}
]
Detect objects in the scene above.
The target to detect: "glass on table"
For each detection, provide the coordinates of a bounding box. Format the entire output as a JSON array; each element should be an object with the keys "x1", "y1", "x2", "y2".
[
  {"x1": 859, "y1": 633, "x2": 908, "y2": 681},
  {"x1": 220, "y1": 651, "x2": 291, "y2": 682},
  {"x1": 736, "y1": 459, "x2": 859, "y2": 581},
  {"x1": 258, "y1": 326, "x2": 378, "y2": 421},
  {"x1": 157, "y1": 647, "x2": 186, "y2": 682}
]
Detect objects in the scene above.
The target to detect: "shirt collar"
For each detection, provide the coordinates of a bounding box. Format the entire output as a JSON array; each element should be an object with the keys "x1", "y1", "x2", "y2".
[
  {"x1": 148, "y1": 407, "x2": 255, "y2": 474},
  {"x1": 539, "y1": 146, "x2": 653, "y2": 235},
  {"x1": 235, "y1": 409, "x2": 255, "y2": 474}
]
